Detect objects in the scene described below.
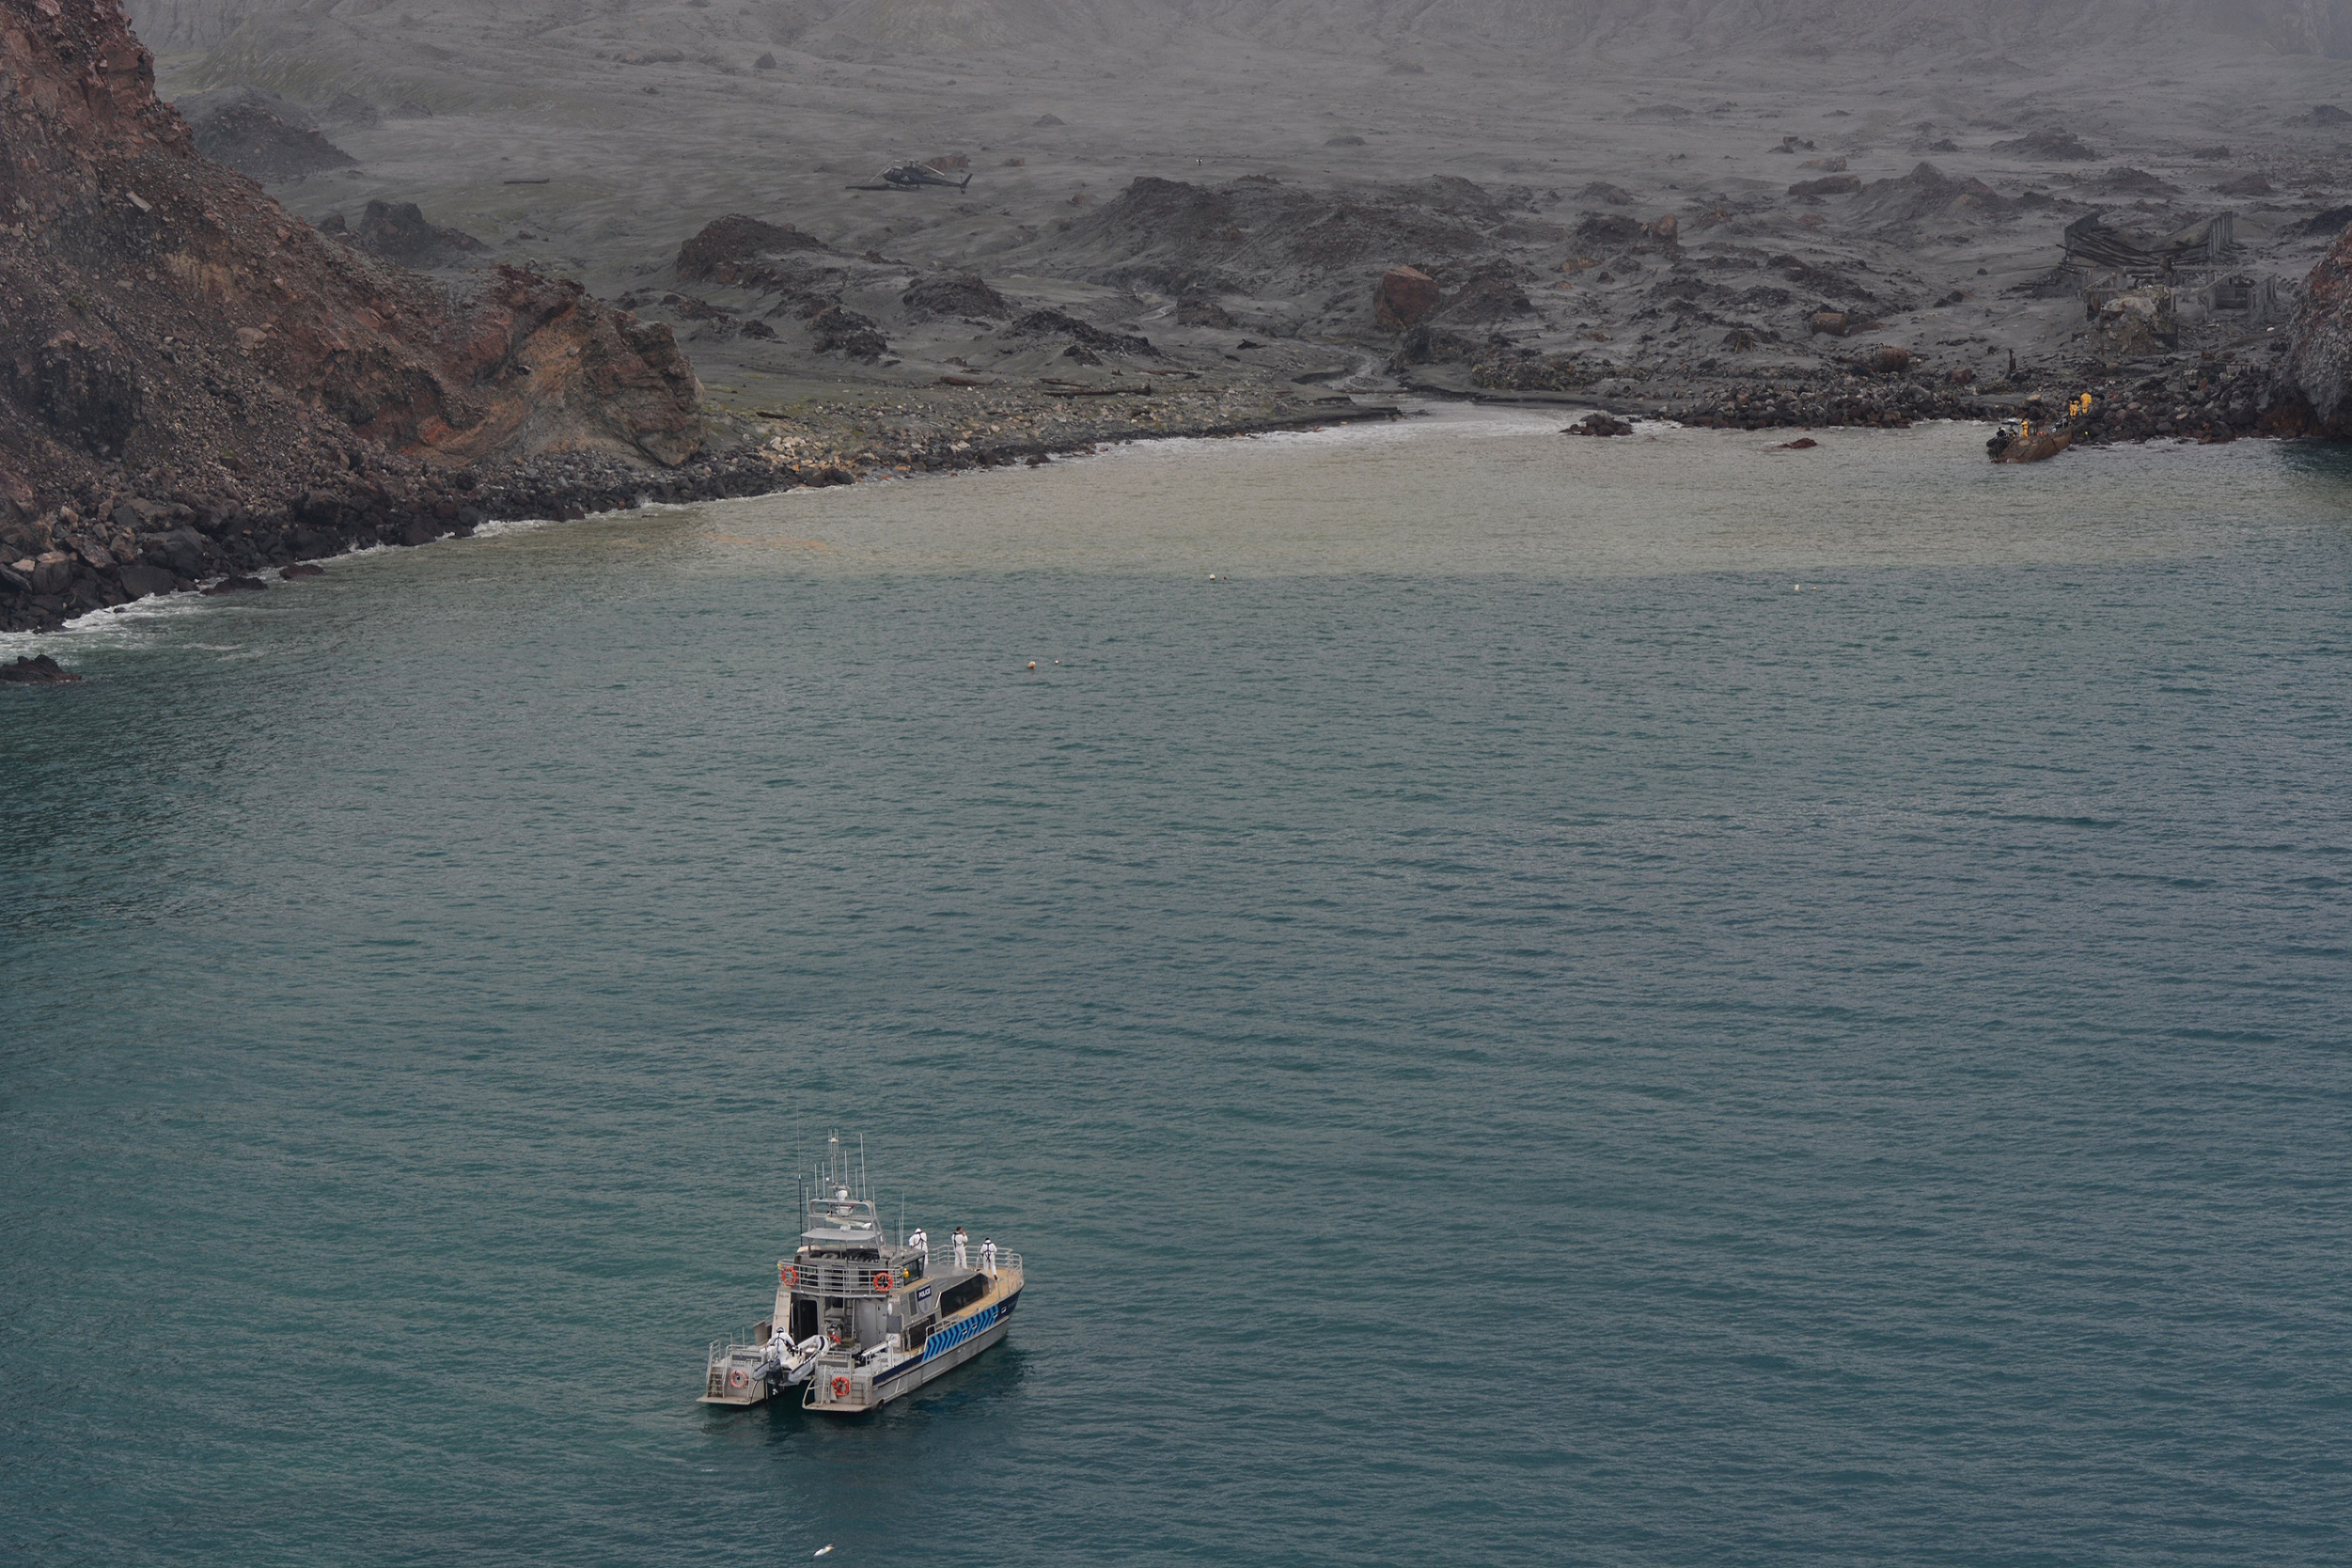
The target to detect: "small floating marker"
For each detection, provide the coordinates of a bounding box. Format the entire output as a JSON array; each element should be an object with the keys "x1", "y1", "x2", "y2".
[
  {"x1": 814, "y1": 1547, "x2": 835, "y2": 1558},
  {"x1": 1026, "y1": 661, "x2": 1037, "y2": 671}
]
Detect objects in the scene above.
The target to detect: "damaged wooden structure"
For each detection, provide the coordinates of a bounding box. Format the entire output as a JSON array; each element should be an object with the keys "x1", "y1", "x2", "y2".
[
  {"x1": 2062, "y1": 210, "x2": 2236, "y2": 273},
  {"x1": 2048, "y1": 210, "x2": 2290, "y2": 349}
]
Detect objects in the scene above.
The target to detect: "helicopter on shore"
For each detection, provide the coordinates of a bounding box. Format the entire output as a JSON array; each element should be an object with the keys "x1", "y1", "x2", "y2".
[{"x1": 879, "y1": 159, "x2": 971, "y2": 191}]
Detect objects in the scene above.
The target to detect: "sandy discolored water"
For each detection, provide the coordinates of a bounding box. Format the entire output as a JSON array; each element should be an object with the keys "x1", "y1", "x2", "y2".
[{"x1": 4, "y1": 409, "x2": 2349, "y2": 1565}]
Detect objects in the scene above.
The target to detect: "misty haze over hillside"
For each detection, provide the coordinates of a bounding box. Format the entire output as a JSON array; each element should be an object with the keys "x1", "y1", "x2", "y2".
[{"x1": 120, "y1": 0, "x2": 2352, "y2": 63}]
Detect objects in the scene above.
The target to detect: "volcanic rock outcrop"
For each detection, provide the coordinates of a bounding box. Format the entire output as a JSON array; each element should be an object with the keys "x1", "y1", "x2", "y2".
[
  {"x1": 675, "y1": 213, "x2": 832, "y2": 287},
  {"x1": 0, "y1": 0, "x2": 702, "y2": 632},
  {"x1": 1990, "y1": 126, "x2": 2099, "y2": 160},
  {"x1": 1049, "y1": 173, "x2": 1506, "y2": 299},
  {"x1": 176, "y1": 88, "x2": 352, "y2": 182},
  {"x1": 902, "y1": 272, "x2": 1011, "y2": 320},
  {"x1": 2282, "y1": 224, "x2": 2352, "y2": 438},
  {"x1": 1846, "y1": 163, "x2": 2008, "y2": 232},
  {"x1": 342, "y1": 198, "x2": 486, "y2": 267}
]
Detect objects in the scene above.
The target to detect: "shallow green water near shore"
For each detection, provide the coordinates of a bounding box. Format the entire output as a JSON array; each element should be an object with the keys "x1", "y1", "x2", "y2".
[{"x1": 5, "y1": 409, "x2": 2350, "y2": 1565}]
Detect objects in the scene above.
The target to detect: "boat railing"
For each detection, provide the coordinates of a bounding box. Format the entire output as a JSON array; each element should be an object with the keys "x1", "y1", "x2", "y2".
[
  {"x1": 781, "y1": 1251, "x2": 1023, "y2": 1299},
  {"x1": 782, "y1": 1259, "x2": 906, "y2": 1298}
]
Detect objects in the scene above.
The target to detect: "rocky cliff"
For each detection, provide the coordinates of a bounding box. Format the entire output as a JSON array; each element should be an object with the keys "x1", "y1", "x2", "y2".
[
  {"x1": 2284, "y1": 224, "x2": 2352, "y2": 439},
  {"x1": 0, "y1": 0, "x2": 702, "y2": 632}
]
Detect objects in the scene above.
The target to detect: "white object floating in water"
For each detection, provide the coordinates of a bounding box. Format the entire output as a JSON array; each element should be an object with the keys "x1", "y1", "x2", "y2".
[{"x1": 814, "y1": 1547, "x2": 834, "y2": 1558}]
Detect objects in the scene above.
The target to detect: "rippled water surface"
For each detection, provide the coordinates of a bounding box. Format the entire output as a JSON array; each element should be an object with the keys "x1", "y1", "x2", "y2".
[{"x1": 4, "y1": 409, "x2": 2349, "y2": 1565}]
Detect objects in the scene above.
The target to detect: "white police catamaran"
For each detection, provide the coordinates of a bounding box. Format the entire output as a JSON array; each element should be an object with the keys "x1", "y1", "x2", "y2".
[{"x1": 700, "y1": 1135, "x2": 1024, "y2": 1414}]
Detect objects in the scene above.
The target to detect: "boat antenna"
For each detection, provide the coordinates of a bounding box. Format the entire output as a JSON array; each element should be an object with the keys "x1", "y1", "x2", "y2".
[{"x1": 860, "y1": 1136, "x2": 868, "y2": 1201}]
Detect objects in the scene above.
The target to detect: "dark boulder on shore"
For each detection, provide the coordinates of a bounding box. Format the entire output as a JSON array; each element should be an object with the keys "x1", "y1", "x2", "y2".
[
  {"x1": 117, "y1": 562, "x2": 179, "y2": 598},
  {"x1": 3, "y1": 653, "x2": 79, "y2": 684},
  {"x1": 1565, "y1": 412, "x2": 1635, "y2": 437},
  {"x1": 1374, "y1": 266, "x2": 1441, "y2": 329}
]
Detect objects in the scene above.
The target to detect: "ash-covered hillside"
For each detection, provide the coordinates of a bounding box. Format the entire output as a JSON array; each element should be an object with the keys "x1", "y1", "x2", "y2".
[{"x1": 108, "y1": 0, "x2": 2352, "y2": 410}]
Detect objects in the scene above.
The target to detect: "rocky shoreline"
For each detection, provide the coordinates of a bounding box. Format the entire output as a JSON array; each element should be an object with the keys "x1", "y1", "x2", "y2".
[
  {"x1": 1408, "y1": 328, "x2": 2315, "y2": 445},
  {"x1": 16, "y1": 0, "x2": 2352, "y2": 645},
  {"x1": 1639, "y1": 364, "x2": 2286, "y2": 444},
  {"x1": 8, "y1": 344, "x2": 2339, "y2": 639},
  {"x1": 10, "y1": 361, "x2": 2317, "y2": 642},
  {"x1": 3, "y1": 392, "x2": 1399, "y2": 636}
]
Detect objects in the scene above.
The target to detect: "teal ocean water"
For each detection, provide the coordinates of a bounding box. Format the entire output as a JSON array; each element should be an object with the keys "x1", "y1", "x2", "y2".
[{"x1": 3, "y1": 409, "x2": 2349, "y2": 1565}]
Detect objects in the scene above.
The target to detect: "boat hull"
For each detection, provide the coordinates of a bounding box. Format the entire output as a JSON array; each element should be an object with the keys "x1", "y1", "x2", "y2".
[
  {"x1": 805, "y1": 1284, "x2": 1022, "y2": 1415},
  {"x1": 1990, "y1": 428, "x2": 2072, "y2": 463}
]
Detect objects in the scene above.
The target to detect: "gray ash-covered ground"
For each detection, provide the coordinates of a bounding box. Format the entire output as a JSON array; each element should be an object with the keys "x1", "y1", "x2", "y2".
[{"x1": 117, "y1": 0, "x2": 2352, "y2": 449}]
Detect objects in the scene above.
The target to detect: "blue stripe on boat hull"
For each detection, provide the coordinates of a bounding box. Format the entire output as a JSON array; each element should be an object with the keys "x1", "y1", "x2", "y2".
[{"x1": 873, "y1": 1287, "x2": 1022, "y2": 1385}]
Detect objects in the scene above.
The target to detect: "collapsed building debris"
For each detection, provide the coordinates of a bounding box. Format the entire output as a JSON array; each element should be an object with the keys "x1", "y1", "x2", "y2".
[
  {"x1": 2062, "y1": 210, "x2": 2235, "y2": 272},
  {"x1": 2053, "y1": 211, "x2": 2293, "y2": 341}
]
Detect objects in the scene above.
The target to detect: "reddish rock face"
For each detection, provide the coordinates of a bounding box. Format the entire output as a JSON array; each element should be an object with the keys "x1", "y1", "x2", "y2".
[
  {"x1": 2285, "y1": 225, "x2": 2352, "y2": 438},
  {"x1": 1374, "y1": 266, "x2": 1441, "y2": 331},
  {"x1": 0, "y1": 0, "x2": 702, "y2": 518}
]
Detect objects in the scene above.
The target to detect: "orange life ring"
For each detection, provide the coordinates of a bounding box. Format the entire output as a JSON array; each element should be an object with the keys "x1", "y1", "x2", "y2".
[
  {"x1": 779, "y1": 1265, "x2": 797, "y2": 1288},
  {"x1": 871, "y1": 1272, "x2": 892, "y2": 1293},
  {"x1": 830, "y1": 1376, "x2": 850, "y2": 1400},
  {"x1": 728, "y1": 1369, "x2": 748, "y2": 1389}
]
